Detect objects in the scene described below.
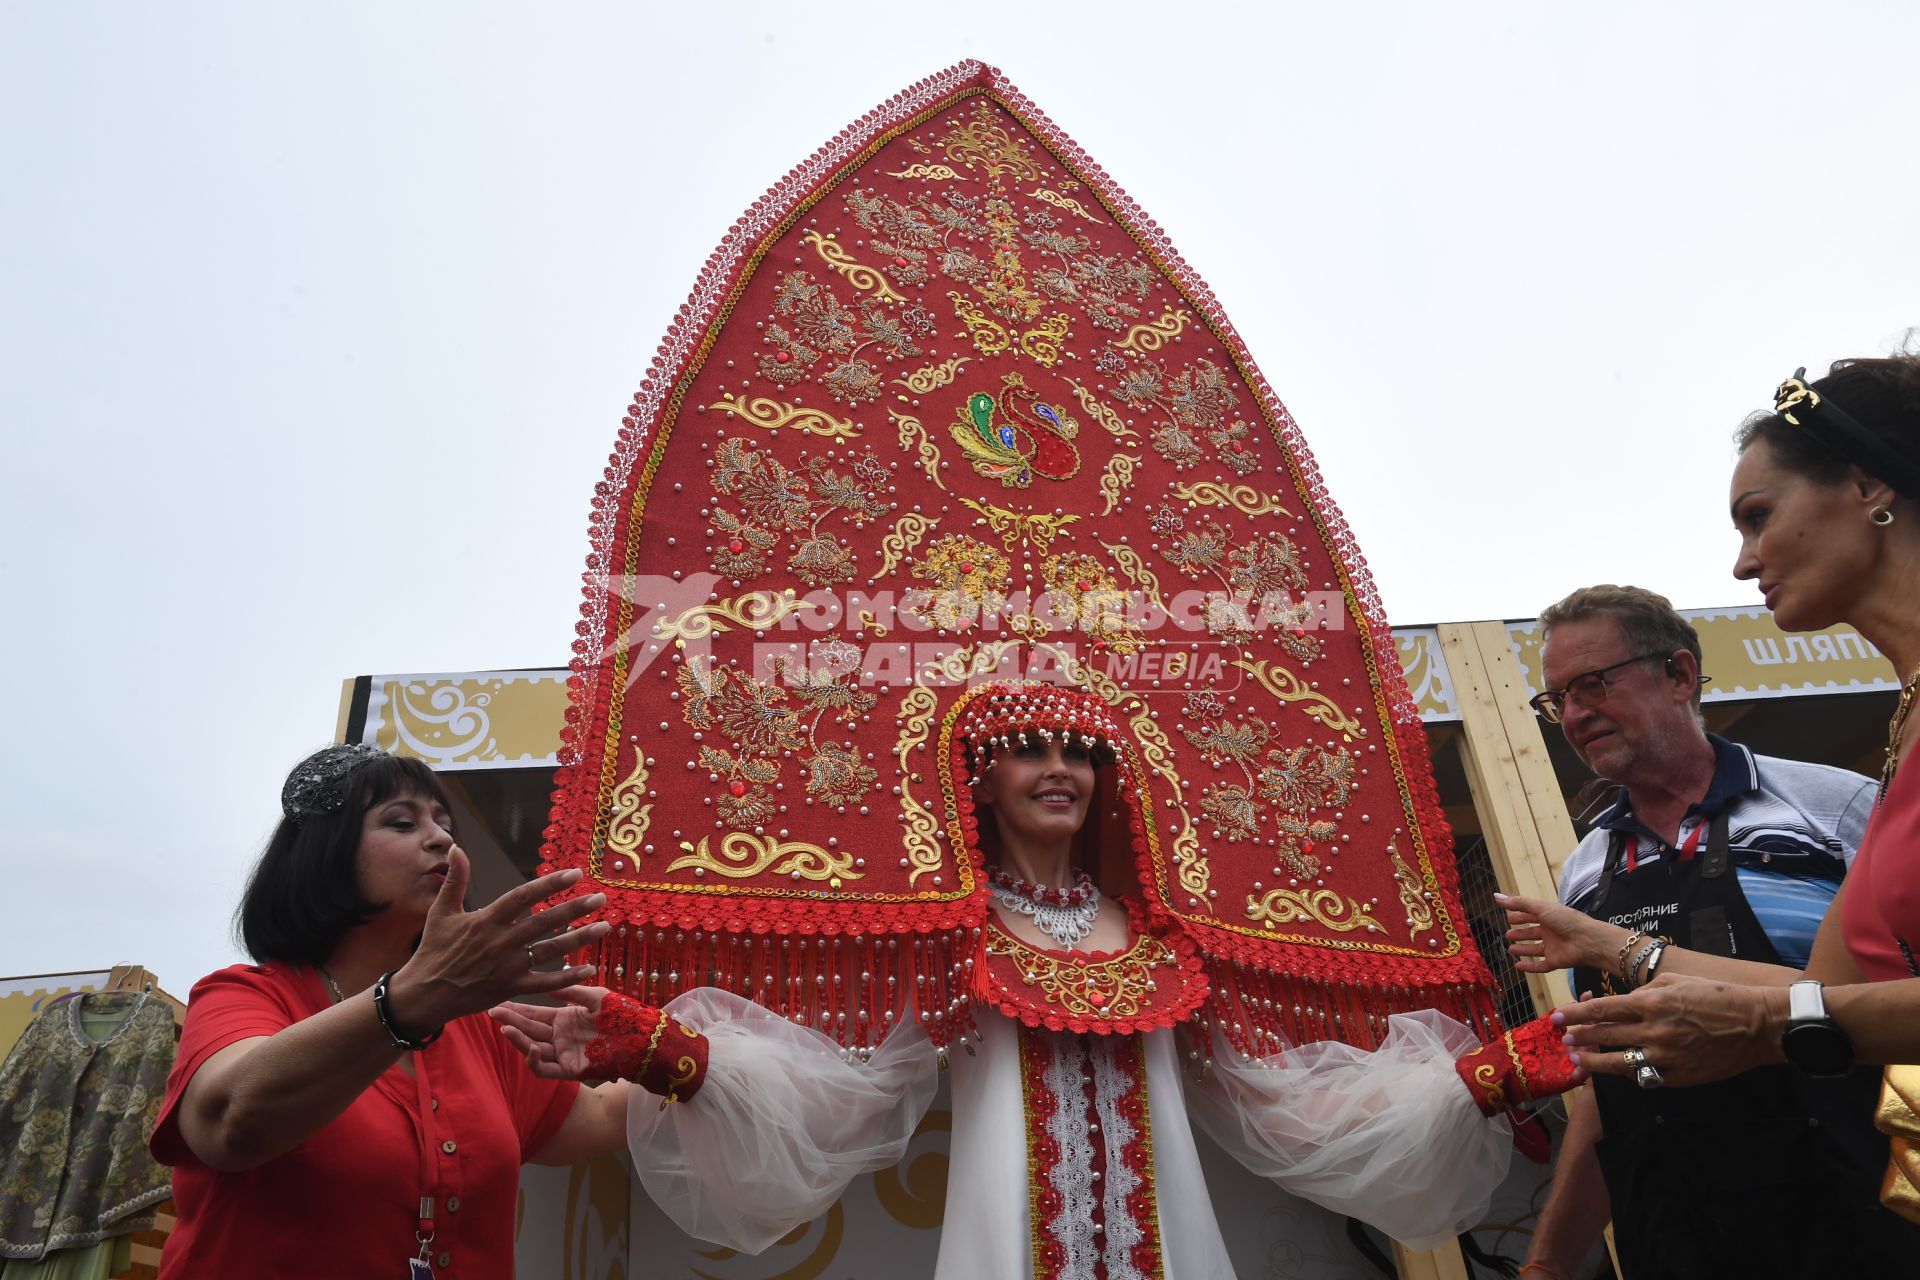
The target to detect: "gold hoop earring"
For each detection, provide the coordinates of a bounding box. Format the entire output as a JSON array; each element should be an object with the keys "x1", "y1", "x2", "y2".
[{"x1": 1872, "y1": 506, "x2": 1896, "y2": 527}]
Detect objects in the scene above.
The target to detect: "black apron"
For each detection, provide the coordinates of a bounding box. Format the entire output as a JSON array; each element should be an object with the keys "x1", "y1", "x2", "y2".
[{"x1": 1572, "y1": 812, "x2": 1919, "y2": 1279}]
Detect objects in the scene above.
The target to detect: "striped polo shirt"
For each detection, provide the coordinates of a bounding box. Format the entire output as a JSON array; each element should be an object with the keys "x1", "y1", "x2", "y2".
[{"x1": 1557, "y1": 735, "x2": 1875, "y2": 969}]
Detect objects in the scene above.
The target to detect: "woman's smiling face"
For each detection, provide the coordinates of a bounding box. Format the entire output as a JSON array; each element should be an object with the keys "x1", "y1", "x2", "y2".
[{"x1": 977, "y1": 736, "x2": 1096, "y2": 849}]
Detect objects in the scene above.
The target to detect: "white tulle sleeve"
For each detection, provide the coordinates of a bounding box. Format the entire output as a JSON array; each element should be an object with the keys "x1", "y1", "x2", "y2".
[
  {"x1": 1184, "y1": 1009, "x2": 1512, "y2": 1249},
  {"x1": 625, "y1": 988, "x2": 939, "y2": 1254}
]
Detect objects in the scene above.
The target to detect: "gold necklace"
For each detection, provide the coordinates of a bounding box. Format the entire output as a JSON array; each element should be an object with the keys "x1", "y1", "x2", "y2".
[
  {"x1": 317, "y1": 967, "x2": 347, "y2": 1005},
  {"x1": 1881, "y1": 664, "x2": 1920, "y2": 801}
]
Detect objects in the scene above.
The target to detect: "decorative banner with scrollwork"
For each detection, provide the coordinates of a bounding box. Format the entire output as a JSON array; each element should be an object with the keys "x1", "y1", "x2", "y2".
[{"x1": 543, "y1": 60, "x2": 1494, "y2": 1051}]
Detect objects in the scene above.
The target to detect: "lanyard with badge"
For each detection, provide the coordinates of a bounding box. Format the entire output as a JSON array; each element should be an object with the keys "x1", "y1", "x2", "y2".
[{"x1": 404, "y1": 1055, "x2": 443, "y2": 1279}]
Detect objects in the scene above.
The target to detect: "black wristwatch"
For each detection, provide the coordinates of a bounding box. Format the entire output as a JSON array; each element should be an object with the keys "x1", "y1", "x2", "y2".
[{"x1": 1781, "y1": 980, "x2": 1854, "y2": 1076}]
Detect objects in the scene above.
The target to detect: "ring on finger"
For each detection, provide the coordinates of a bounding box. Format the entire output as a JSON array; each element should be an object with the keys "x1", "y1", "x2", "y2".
[
  {"x1": 1635, "y1": 1062, "x2": 1664, "y2": 1090},
  {"x1": 527, "y1": 944, "x2": 538, "y2": 971},
  {"x1": 1622, "y1": 1047, "x2": 1647, "y2": 1069}
]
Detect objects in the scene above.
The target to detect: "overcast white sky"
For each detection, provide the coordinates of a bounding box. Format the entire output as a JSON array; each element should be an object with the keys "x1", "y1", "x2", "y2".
[{"x1": 3, "y1": 2, "x2": 1914, "y2": 996}]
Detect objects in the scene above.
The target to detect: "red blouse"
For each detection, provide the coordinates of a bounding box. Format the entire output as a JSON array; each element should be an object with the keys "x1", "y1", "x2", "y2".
[
  {"x1": 1843, "y1": 761, "x2": 1920, "y2": 982},
  {"x1": 151, "y1": 964, "x2": 579, "y2": 1280}
]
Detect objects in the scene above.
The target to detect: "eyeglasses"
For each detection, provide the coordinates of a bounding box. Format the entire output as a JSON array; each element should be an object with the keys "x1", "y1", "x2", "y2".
[{"x1": 1529, "y1": 653, "x2": 1670, "y2": 724}]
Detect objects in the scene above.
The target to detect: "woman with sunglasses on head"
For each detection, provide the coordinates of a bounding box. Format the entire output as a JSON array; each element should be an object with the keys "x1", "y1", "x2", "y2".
[
  {"x1": 1526, "y1": 350, "x2": 1920, "y2": 1214},
  {"x1": 149, "y1": 745, "x2": 633, "y2": 1279}
]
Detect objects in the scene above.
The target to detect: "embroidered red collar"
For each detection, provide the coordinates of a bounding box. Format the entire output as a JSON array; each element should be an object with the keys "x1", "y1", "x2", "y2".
[{"x1": 976, "y1": 898, "x2": 1208, "y2": 1035}]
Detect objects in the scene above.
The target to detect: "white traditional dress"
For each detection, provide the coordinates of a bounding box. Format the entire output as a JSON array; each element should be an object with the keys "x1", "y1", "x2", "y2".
[{"x1": 625, "y1": 899, "x2": 1512, "y2": 1276}]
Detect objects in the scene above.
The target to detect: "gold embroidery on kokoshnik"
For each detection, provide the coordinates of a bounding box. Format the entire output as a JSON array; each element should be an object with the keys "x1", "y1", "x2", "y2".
[
  {"x1": 1390, "y1": 837, "x2": 1435, "y2": 938},
  {"x1": 1245, "y1": 887, "x2": 1384, "y2": 935},
  {"x1": 875, "y1": 513, "x2": 938, "y2": 578},
  {"x1": 893, "y1": 356, "x2": 970, "y2": 394},
  {"x1": 1170, "y1": 479, "x2": 1292, "y2": 518},
  {"x1": 892, "y1": 409, "x2": 948, "y2": 491},
  {"x1": 706, "y1": 392, "x2": 861, "y2": 441},
  {"x1": 801, "y1": 229, "x2": 905, "y2": 303},
  {"x1": 1111, "y1": 306, "x2": 1192, "y2": 353},
  {"x1": 668, "y1": 832, "x2": 860, "y2": 888},
  {"x1": 886, "y1": 163, "x2": 963, "y2": 181}
]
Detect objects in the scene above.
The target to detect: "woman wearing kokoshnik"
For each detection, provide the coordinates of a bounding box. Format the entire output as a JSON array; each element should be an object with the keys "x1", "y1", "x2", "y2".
[
  {"x1": 499, "y1": 58, "x2": 1592, "y2": 1279},
  {"x1": 495, "y1": 678, "x2": 1584, "y2": 1278}
]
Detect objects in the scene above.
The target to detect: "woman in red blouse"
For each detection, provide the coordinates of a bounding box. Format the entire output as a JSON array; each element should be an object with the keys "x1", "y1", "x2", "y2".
[
  {"x1": 150, "y1": 745, "x2": 633, "y2": 1280},
  {"x1": 1559, "y1": 351, "x2": 1920, "y2": 1084}
]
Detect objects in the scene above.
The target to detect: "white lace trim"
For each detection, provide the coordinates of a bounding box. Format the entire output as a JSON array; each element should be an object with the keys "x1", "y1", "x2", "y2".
[
  {"x1": 1091, "y1": 1037, "x2": 1148, "y2": 1280},
  {"x1": 1041, "y1": 1032, "x2": 1099, "y2": 1278}
]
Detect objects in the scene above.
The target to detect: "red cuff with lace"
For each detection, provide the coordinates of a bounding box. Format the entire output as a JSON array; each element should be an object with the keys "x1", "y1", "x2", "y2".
[
  {"x1": 1454, "y1": 1014, "x2": 1581, "y2": 1117},
  {"x1": 582, "y1": 992, "x2": 709, "y2": 1104}
]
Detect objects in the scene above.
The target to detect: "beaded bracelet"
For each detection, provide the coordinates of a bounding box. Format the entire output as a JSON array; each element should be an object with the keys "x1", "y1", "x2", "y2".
[
  {"x1": 372, "y1": 970, "x2": 444, "y2": 1050},
  {"x1": 1623, "y1": 941, "x2": 1660, "y2": 990},
  {"x1": 1614, "y1": 931, "x2": 1647, "y2": 980}
]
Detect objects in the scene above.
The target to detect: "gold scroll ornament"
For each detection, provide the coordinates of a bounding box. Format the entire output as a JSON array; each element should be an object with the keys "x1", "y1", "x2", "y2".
[
  {"x1": 892, "y1": 410, "x2": 948, "y2": 492},
  {"x1": 894, "y1": 356, "x2": 971, "y2": 394},
  {"x1": 801, "y1": 229, "x2": 904, "y2": 302},
  {"x1": 651, "y1": 590, "x2": 824, "y2": 645},
  {"x1": 668, "y1": 831, "x2": 861, "y2": 889},
  {"x1": 1389, "y1": 836, "x2": 1435, "y2": 938},
  {"x1": 887, "y1": 164, "x2": 962, "y2": 181},
  {"x1": 1026, "y1": 186, "x2": 1104, "y2": 223},
  {"x1": 1112, "y1": 307, "x2": 1192, "y2": 353},
  {"x1": 1170, "y1": 479, "x2": 1292, "y2": 517},
  {"x1": 1065, "y1": 378, "x2": 1139, "y2": 442},
  {"x1": 959, "y1": 497, "x2": 1080, "y2": 553},
  {"x1": 603, "y1": 751, "x2": 655, "y2": 867},
  {"x1": 1097, "y1": 453, "x2": 1139, "y2": 516},
  {"x1": 894, "y1": 684, "x2": 944, "y2": 887},
  {"x1": 875, "y1": 513, "x2": 939, "y2": 578},
  {"x1": 706, "y1": 393, "x2": 861, "y2": 441},
  {"x1": 1234, "y1": 658, "x2": 1368, "y2": 740},
  {"x1": 1245, "y1": 887, "x2": 1384, "y2": 934}
]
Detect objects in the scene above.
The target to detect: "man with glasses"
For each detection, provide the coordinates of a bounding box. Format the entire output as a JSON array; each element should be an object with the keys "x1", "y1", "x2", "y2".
[{"x1": 1514, "y1": 585, "x2": 1906, "y2": 1280}]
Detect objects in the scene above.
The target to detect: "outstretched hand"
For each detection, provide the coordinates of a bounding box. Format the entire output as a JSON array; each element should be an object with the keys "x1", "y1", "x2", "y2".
[
  {"x1": 389, "y1": 850, "x2": 610, "y2": 1032},
  {"x1": 1553, "y1": 972, "x2": 1785, "y2": 1088},
  {"x1": 1495, "y1": 891, "x2": 1628, "y2": 977},
  {"x1": 492, "y1": 986, "x2": 607, "y2": 1080}
]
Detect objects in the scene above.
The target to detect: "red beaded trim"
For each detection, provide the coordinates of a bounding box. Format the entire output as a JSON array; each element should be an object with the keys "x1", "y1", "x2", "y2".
[{"x1": 955, "y1": 681, "x2": 1125, "y2": 759}]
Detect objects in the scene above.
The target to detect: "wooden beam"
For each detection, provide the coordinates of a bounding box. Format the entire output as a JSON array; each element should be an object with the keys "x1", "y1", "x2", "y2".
[
  {"x1": 1391, "y1": 1237, "x2": 1470, "y2": 1280},
  {"x1": 1389, "y1": 631, "x2": 1563, "y2": 1280},
  {"x1": 1433, "y1": 622, "x2": 1623, "y2": 1280},
  {"x1": 1436, "y1": 621, "x2": 1576, "y2": 1015}
]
